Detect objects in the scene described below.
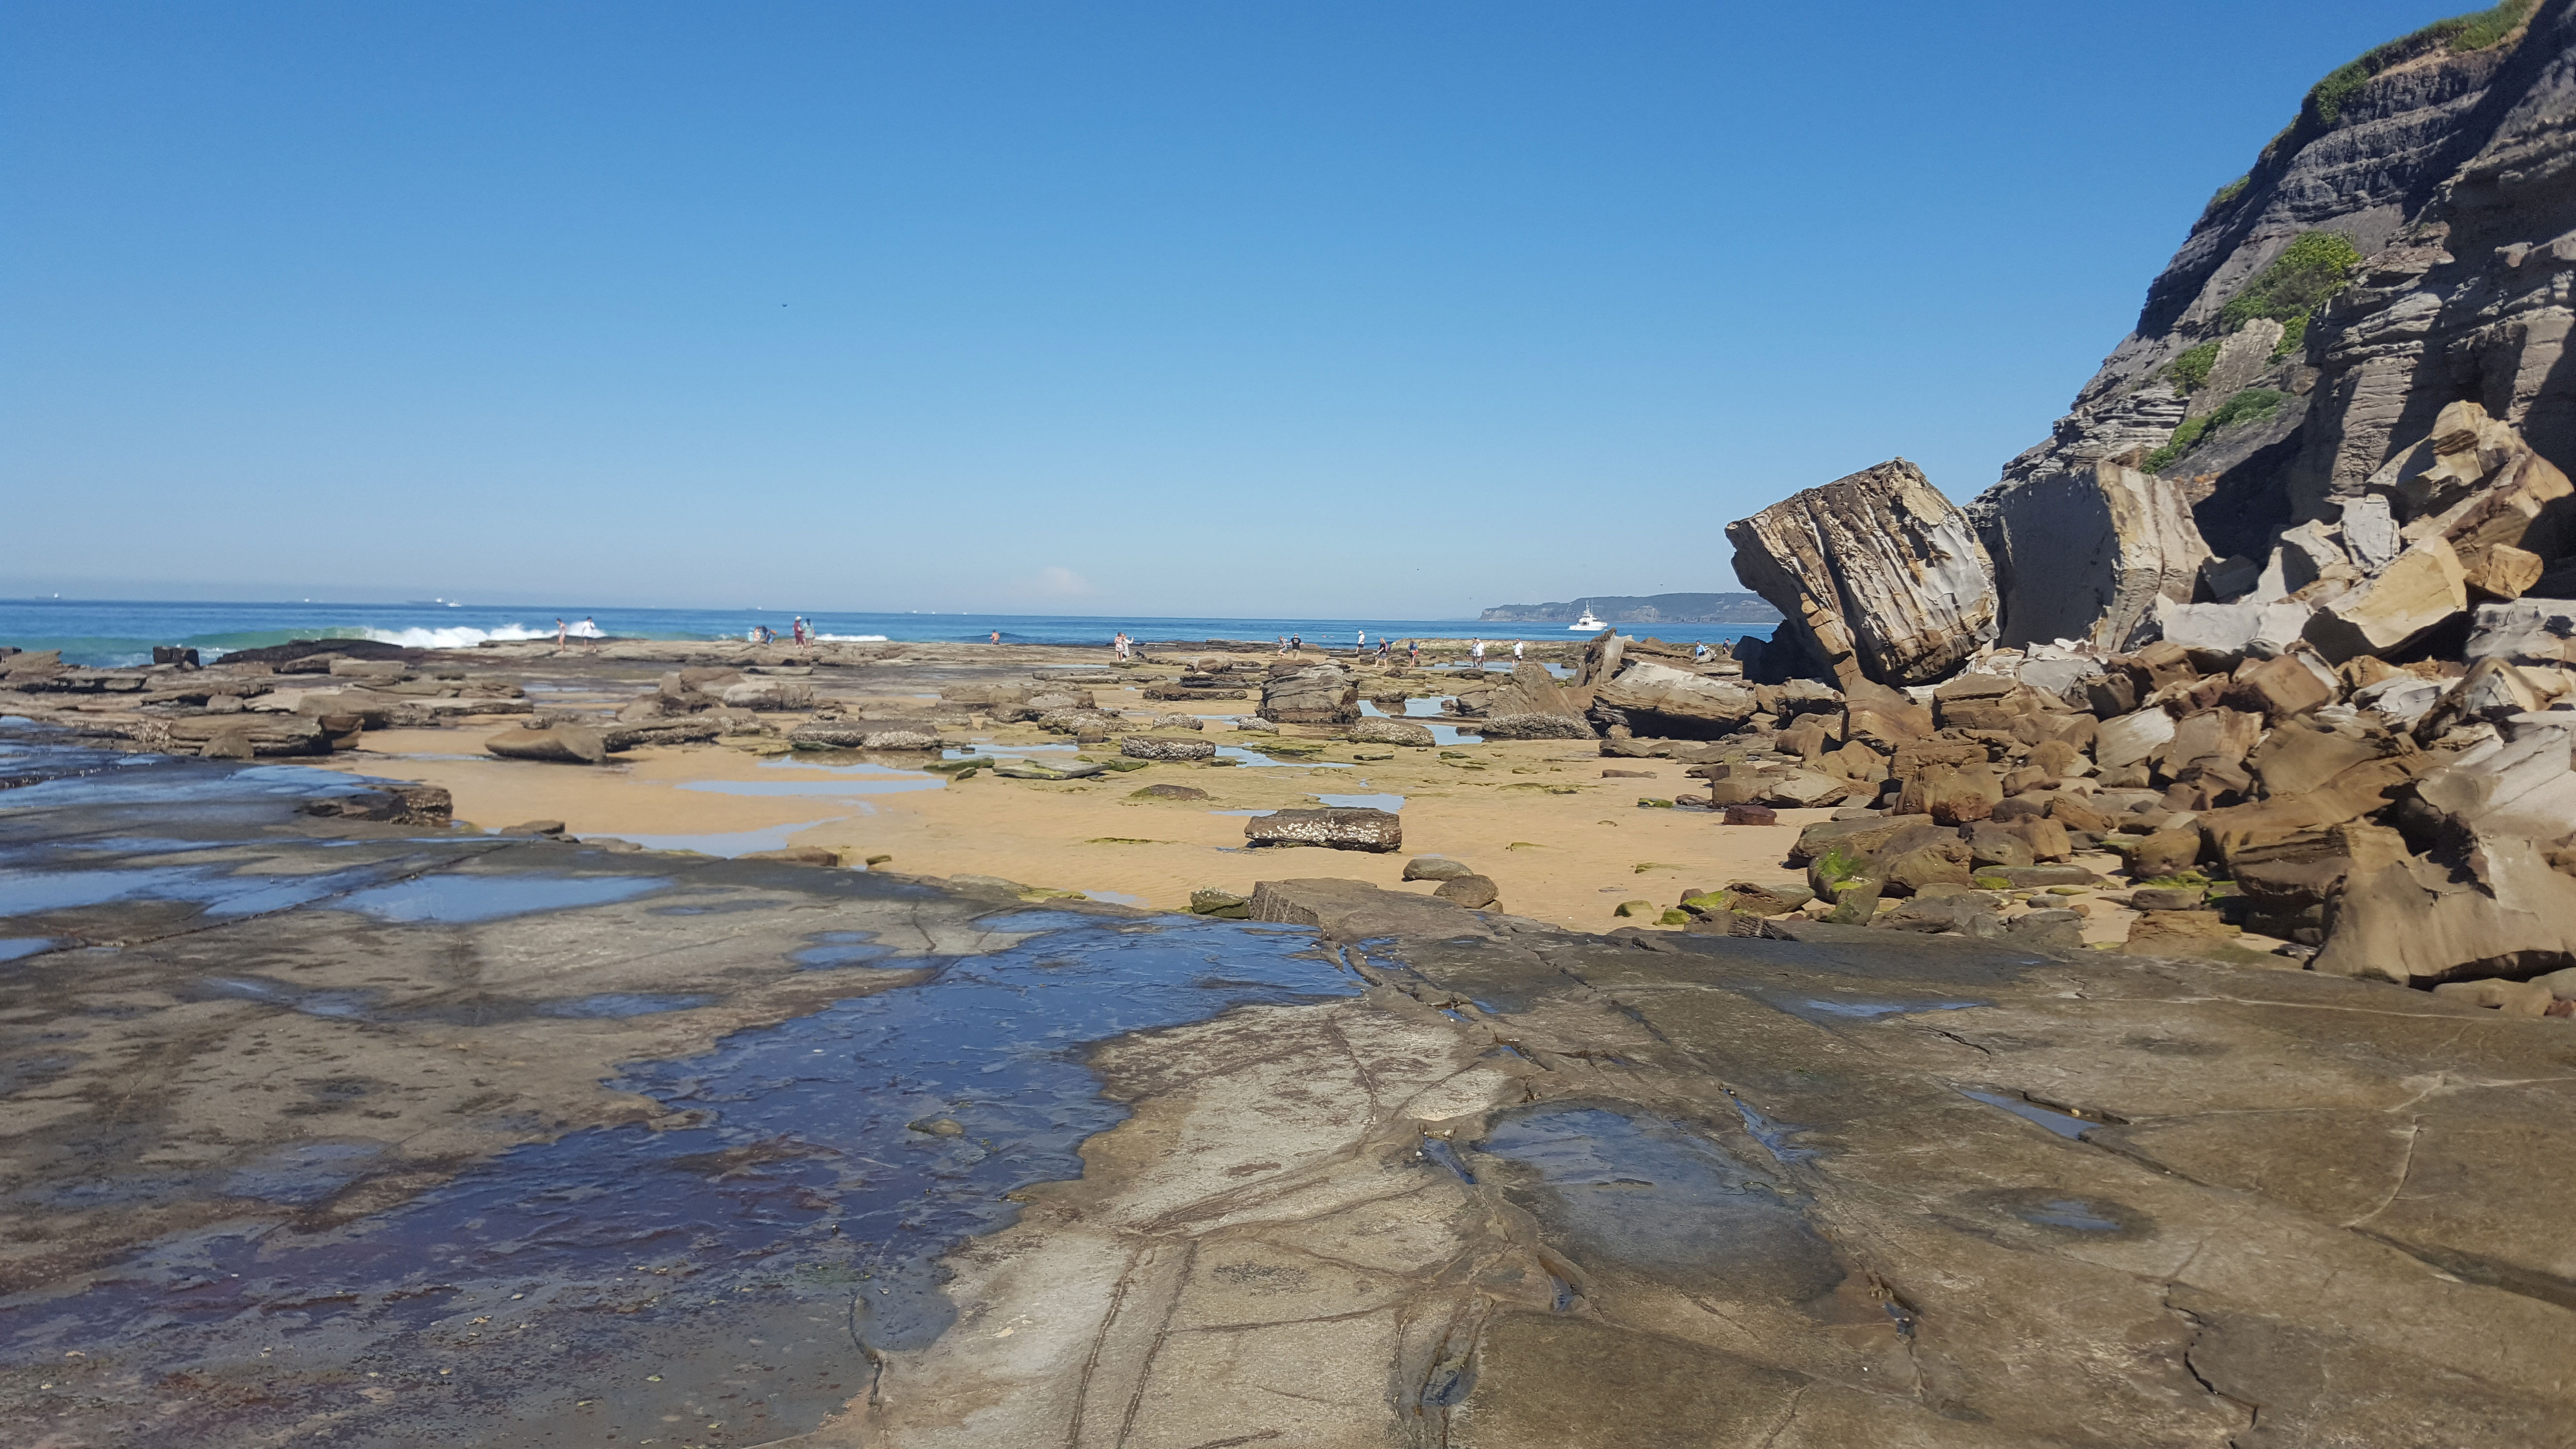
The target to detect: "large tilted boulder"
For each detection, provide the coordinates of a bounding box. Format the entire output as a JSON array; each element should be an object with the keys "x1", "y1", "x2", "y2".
[
  {"x1": 1258, "y1": 665, "x2": 1359, "y2": 724},
  {"x1": 1726, "y1": 459, "x2": 1997, "y2": 687},
  {"x1": 1988, "y1": 458, "x2": 2211, "y2": 650}
]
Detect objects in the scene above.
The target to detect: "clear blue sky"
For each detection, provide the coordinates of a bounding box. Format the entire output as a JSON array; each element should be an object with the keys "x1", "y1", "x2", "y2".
[{"x1": 1, "y1": 1, "x2": 2463, "y2": 617}]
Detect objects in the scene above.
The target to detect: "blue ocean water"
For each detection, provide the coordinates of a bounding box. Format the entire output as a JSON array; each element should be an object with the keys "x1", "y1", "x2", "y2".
[{"x1": 0, "y1": 597, "x2": 1776, "y2": 667}]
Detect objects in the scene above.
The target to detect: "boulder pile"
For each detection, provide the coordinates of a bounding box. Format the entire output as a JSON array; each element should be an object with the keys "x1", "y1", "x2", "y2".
[
  {"x1": 0, "y1": 646, "x2": 537, "y2": 758},
  {"x1": 1707, "y1": 405, "x2": 2576, "y2": 994}
]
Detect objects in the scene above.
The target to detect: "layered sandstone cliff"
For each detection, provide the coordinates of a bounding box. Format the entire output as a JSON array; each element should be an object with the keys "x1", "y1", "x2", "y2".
[{"x1": 1977, "y1": 0, "x2": 2576, "y2": 574}]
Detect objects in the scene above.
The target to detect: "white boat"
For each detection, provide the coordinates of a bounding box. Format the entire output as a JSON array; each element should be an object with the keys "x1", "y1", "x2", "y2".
[{"x1": 1570, "y1": 609, "x2": 1606, "y2": 631}]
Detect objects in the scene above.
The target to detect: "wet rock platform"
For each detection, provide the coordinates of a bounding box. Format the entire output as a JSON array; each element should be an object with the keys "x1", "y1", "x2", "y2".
[{"x1": 2, "y1": 733, "x2": 2571, "y2": 1446}]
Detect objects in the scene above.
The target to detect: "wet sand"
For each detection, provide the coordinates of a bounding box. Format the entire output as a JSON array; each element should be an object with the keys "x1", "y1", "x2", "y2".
[{"x1": 325, "y1": 656, "x2": 2155, "y2": 945}]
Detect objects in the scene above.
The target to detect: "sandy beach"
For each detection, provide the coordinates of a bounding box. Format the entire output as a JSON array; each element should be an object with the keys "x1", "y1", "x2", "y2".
[{"x1": 303, "y1": 638, "x2": 2158, "y2": 948}]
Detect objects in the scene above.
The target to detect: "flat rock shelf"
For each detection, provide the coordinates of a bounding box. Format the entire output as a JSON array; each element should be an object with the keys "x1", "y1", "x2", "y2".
[{"x1": 0, "y1": 736, "x2": 2571, "y2": 1446}]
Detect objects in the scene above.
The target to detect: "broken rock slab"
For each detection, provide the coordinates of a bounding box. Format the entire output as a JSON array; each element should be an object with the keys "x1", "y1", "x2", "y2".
[
  {"x1": 1725, "y1": 458, "x2": 1997, "y2": 688},
  {"x1": 2315, "y1": 723, "x2": 2576, "y2": 984},
  {"x1": 1591, "y1": 661, "x2": 1757, "y2": 738},
  {"x1": 2304, "y1": 536, "x2": 2468, "y2": 662},
  {"x1": 1258, "y1": 665, "x2": 1359, "y2": 725},
  {"x1": 1245, "y1": 876, "x2": 1472, "y2": 934},
  {"x1": 2465, "y1": 597, "x2": 2576, "y2": 667},
  {"x1": 484, "y1": 723, "x2": 608, "y2": 765},
  {"x1": 1988, "y1": 457, "x2": 2210, "y2": 650},
  {"x1": 2148, "y1": 596, "x2": 2313, "y2": 663},
  {"x1": 1243, "y1": 807, "x2": 1402, "y2": 853}
]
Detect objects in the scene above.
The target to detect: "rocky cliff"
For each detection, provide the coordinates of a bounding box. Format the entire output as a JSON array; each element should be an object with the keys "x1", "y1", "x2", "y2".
[
  {"x1": 1701, "y1": 0, "x2": 2576, "y2": 1000},
  {"x1": 1979, "y1": 0, "x2": 2576, "y2": 567}
]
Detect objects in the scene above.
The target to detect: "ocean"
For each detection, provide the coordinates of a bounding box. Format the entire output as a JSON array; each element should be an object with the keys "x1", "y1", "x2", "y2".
[{"x1": 0, "y1": 598, "x2": 1778, "y2": 668}]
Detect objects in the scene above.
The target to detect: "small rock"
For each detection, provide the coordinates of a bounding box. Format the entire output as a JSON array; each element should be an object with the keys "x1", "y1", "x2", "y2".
[
  {"x1": 2125, "y1": 909, "x2": 2244, "y2": 956},
  {"x1": 1878, "y1": 896, "x2": 2005, "y2": 937},
  {"x1": 1723, "y1": 804, "x2": 1779, "y2": 826},
  {"x1": 2007, "y1": 908, "x2": 2087, "y2": 950},
  {"x1": 1433, "y1": 874, "x2": 1500, "y2": 908},
  {"x1": 2129, "y1": 886, "x2": 2206, "y2": 912},
  {"x1": 1121, "y1": 736, "x2": 1217, "y2": 762},
  {"x1": 1351, "y1": 718, "x2": 1436, "y2": 747},
  {"x1": 1131, "y1": 783, "x2": 1212, "y2": 801},
  {"x1": 2131, "y1": 826, "x2": 2203, "y2": 880},
  {"x1": 1189, "y1": 887, "x2": 1252, "y2": 919},
  {"x1": 2430, "y1": 979, "x2": 2552, "y2": 1016},
  {"x1": 745, "y1": 846, "x2": 841, "y2": 867},
  {"x1": 1402, "y1": 857, "x2": 1477, "y2": 882}
]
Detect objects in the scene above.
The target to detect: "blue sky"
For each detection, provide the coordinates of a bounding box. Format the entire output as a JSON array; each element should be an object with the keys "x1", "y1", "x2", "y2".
[{"x1": 1, "y1": 1, "x2": 2469, "y2": 617}]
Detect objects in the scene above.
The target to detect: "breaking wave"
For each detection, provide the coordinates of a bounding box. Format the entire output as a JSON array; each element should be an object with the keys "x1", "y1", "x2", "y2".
[
  {"x1": 361, "y1": 624, "x2": 552, "y2": 649},
  {"x1": 359, "y1": 621, "x2": 601, "y2": 649}
]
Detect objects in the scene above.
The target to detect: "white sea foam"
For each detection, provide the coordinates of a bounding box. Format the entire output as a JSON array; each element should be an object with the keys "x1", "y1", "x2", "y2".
[
  {"x1": 362, "y1": 625, "x2": 552, "y2": 650},
  {"x1": 815, "y1": 632, "x2": 890, "y2": 643}
]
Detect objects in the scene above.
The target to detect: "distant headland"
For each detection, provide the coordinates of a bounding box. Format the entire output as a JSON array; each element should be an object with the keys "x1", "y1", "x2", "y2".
[{"x1": 1477, "y1": 592, "x2": 1782, "y2": 625}]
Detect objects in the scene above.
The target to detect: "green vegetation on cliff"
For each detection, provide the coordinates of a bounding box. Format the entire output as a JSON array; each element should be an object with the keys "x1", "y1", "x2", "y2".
[
  {"x1": 2309, "y1": 0, "x2": 2536, "y2": 126},
  {"x1": 2249, "y1": 0, "x2": 2535, "y2": 172},
  {"x1": 2220, "y1": 230, "x2": 2360, "y2": 342},
  {"x1": 2166, "y1": 340, "x2": 2222, "y2": 394},
  {"x1": 2143, "y1": 388, "x2": 2288, "y2": 474}
]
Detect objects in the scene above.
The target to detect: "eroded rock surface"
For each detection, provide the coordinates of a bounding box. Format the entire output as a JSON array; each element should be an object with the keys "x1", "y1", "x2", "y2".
[
  {"x1": 8, "y1": 743, "x2": 2575, "y2": 1448},
  {"x1": 840, "y1": 880, "x2": 2576, "y2": 1448}
]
